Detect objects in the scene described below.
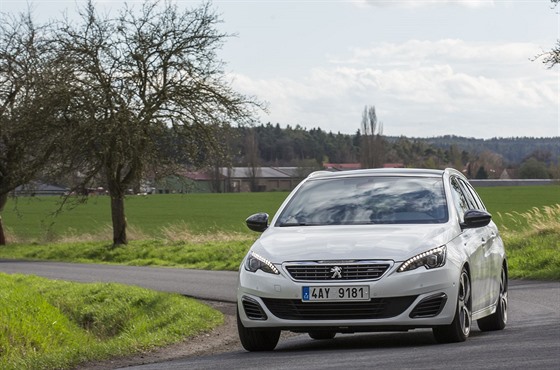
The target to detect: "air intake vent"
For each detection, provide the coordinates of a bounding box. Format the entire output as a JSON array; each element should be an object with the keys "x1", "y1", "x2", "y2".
[
  {"x1": 242, "y1": 296, "x2": 268, "y2": 320},
  {"x1": 261, "y1": 296, "x2": 416, "y2": 320},
  {"x1": 410, "y1": 293, "x2": 447, "y2": 318}
]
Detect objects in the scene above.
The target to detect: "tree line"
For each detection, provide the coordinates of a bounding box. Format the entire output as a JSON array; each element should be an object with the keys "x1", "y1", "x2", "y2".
[{"x1": 218, "y1": 123, "x2": 558, "y2": 180}]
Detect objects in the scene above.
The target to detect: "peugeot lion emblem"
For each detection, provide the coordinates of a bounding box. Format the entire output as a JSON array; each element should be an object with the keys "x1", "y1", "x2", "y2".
[{"x1": 330, "y1": 266, "x2": 343, "y2": 279}]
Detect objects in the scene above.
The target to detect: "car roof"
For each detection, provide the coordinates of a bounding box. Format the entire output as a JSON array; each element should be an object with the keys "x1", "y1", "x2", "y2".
[{"x1": 307, "y1": 168, "x2": 446, "y2": 180}]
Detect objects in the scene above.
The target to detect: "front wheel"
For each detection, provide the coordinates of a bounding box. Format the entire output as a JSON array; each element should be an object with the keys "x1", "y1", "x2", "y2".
[
  {"x1": 237, "y1": 309, "x2": 280, "y2": 351},
  {"x1": 478, "y1": 265, "x2": 508, "y2": 331},
  {"x1": 433, "y1": 267, "x2": 472, "y2": 343}
]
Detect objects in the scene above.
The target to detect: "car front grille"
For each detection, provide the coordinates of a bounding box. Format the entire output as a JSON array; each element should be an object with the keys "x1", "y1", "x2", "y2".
[
  {"x1": 284, "y1": 262, "x2": 391, "y2": 281},
  {"x1": 261, "y1": 296, "x2": 416, "y2": 320},
  {"x1": 409, "y1": 293, "x2": 447, "y2": 318}
]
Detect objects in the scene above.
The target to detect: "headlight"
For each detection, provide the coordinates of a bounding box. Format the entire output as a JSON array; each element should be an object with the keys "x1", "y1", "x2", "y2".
[
  {"x1": 398, "y1": 246, "x2": 446, "y2": 272},
  {"x1": 244, "y1": 251, "x2": 280, "y2": 275}
]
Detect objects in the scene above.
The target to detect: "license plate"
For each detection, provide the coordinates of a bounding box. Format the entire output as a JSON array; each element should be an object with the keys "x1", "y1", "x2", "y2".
[{"x1": 302, "y1": 286, "x2": 370, "y2": 302}]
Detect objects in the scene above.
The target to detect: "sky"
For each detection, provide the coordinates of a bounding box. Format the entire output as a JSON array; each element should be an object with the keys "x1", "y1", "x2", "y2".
[{"x1": 1, "y1": 0, "x2": 559, "y2": 139}]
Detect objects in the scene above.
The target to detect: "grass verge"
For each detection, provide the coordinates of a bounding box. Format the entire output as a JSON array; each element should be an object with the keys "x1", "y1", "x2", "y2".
[
  {"x1": 0, "y1": 273, "x2": 222, "y2": 370},
  {"x1": 499, "y1": 205, "x2": 560, "y2": 280},
  {"x1": 0, "y1": 236, "x2": 253, "y2": 271}
]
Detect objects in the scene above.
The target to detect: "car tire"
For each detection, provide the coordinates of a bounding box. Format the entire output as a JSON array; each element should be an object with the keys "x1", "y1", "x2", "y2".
[
  {"x1": 237, "y1": 308, "x2": 280, "y2": 351},
  {"x1": 308, "y1": 331, "x2": 336, "y2": 340},
  {"x1": 477, "y1": 265, "x2": 508, "y2": 331},
  {"x1": 433, "y1": 267, "x2": 472, "y2": 343}
]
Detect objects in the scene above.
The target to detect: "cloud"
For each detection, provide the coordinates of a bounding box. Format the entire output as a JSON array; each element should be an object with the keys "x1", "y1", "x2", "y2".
[
  {"x1": 332, "y1": 39, "x2": 540, "y2": 68},
  {"x1": 228, "y1": 39, "x2": 557, "y2": 138},
  {"x1": 352, "y1": 0, "x2": 496, "y2": 9}
]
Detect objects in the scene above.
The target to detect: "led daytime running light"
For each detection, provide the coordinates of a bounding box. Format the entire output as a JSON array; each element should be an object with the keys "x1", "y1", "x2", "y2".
[
  {"x1": 249, "y1": 252, "x2": 280, "y2": 274},
  {"x1": 398, "y1": 246, "x2": 446, "y2": 272}
]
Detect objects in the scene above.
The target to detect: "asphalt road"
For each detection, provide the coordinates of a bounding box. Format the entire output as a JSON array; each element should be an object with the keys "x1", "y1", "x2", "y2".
[
  {"x1": 0, "y1": 259, "x2": 238, "y2": 302},
  {"x1": 1, "y1": 261, "x2": 559, "y2": 369}
]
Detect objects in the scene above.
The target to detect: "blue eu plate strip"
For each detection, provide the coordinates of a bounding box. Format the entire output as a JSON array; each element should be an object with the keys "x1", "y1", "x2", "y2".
[{"x1": 302, "y1": 286, "x2": 310, "y2": 301}]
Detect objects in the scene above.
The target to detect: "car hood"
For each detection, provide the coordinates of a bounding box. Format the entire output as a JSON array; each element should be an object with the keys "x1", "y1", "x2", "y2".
[{"x1": 251, "y1": 224, "x2": 458, "y2": 263}]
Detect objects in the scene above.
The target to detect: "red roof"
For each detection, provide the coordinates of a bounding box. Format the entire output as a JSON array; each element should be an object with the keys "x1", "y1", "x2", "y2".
[
  {"x1": 323, "y1": 163, "x2": 362, "y2": 170},
  {"x1": 323, "y1": 163, "x2": 405, "y2": 170}
]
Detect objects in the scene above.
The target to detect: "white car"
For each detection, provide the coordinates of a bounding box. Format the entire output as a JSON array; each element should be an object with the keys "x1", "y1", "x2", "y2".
[{"x1": 237, "y1": 168, "x2": 508, "y2": 351}]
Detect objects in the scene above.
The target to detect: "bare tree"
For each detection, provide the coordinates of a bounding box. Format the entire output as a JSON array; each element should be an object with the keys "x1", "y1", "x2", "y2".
[
  {"x1": 359, "y1": 105, "x2": 385, "y2": 168},
  {"x1": 207, "y1": 124, "x2": 235, "y2": 193},
  {"x1": 55, "y1": 1, "x2": 259, "y2": 246},
  {"x1": 245, "y1": 128, "x2": 260, "y2": 192},
  {"x1": 535, "y1": 0, "x2": 559, "y2": 68},
  {"x1": 0, "y1": 12, "x2": 71, "y2": 245}
]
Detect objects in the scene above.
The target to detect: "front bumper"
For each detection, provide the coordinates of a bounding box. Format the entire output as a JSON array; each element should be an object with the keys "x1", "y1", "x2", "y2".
[{"x1": 237, "y1": 263, "x2": 459, "y2": 331}]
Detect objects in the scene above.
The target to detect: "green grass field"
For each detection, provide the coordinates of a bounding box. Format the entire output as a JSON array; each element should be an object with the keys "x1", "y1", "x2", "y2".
[
  {"x1": 1, "y1": 185, "x2": 558, "y2": 280},
  {"x1": 475, "y1": 186, "x2": 560, "y2": 229},
  {"x1": 3, "y1": 192, "x2": 288, "y2": 242},
  {"x1": 3, "y1": 185, "x2": 559, "y2": 242}
]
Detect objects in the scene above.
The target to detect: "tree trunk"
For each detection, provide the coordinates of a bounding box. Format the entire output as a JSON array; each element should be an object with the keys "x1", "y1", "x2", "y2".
[
  {"x1": 111, "y1": 195, "x2": 127, "y2": 246},
  {"x1": 0, "y1": 193, "x2": 7, "y2": 245}
]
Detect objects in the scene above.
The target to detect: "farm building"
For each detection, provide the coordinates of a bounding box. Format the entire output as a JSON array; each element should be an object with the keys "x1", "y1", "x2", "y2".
[
  {"x1": 180, "y1": 167, "x2": 310, "y2": 193},
  {"x1": 223, "y1": 167, "x2": 302, "y2": 192},
  {"x1": 152, "y1": 167, "x2": 307, "y2": 194},
  {"x1": 13, "y1": 182, "x2": 68, "y2": 196}
]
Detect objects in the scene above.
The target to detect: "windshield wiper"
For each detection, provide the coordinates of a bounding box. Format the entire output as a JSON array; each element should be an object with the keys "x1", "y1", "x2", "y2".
[
  {"x1": 278, "y1": 221, "x2": 328, "y2": 227},
  {"x1": 278, "y1": 222, "x2": 308, "y2": 227}
]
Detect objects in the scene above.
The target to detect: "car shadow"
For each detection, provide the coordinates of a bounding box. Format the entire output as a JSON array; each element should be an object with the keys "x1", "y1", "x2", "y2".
[{"x1": 275, "y1": 328, "x2": 485, "y2": 352}]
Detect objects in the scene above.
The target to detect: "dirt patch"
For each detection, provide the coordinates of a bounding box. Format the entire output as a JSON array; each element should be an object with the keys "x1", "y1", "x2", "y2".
[{"x1": 78, "y1": 301, "x2": 241, "y2": 370}]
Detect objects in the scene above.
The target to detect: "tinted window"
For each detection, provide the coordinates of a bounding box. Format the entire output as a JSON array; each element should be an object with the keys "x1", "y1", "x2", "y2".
[
  {"x1": 276, "y1": 176, "x2": 448, "y2": 226},
  {"x1": 459, "y1": 179, "x2": 486, "y2": 211},
  {"x1": 450, "y1": 178, "x2": 470, "y2": 222}
]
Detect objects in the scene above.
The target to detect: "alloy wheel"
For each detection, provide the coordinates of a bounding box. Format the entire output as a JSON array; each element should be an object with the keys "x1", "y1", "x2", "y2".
[{"x1": 458, "y1": 270, "x2": 472, "y2": 337}]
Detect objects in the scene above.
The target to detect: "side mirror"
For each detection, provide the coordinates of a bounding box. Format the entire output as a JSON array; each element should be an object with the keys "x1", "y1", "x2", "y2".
[
  {"x1": 246, "y1": 213, "x2": 269, "y2": 232},
  {"x1": 461, "y1": 209, "x2": 492, "y2": 229}
]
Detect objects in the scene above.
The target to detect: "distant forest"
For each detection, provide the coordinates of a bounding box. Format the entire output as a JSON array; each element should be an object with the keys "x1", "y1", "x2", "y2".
[{"x1": 222, "y1": 123, "x2": 559, "y2": 179}]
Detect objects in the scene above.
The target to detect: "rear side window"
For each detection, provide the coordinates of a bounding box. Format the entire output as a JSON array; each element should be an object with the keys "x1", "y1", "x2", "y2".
[
  {"x1": 449, "y1": 176, "x2": 488, "y2": 223},
  {"x1": 450, "y1": 178, "x2": 470, "y2": 222},
  {"x1": 459, "y1": 179, "x2": 486, "y2": 211}
]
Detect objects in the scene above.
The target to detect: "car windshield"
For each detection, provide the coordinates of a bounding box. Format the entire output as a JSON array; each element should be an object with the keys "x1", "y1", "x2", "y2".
[{"x1": 276, "y1": 176, "x2": 448, "y2": 226}]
